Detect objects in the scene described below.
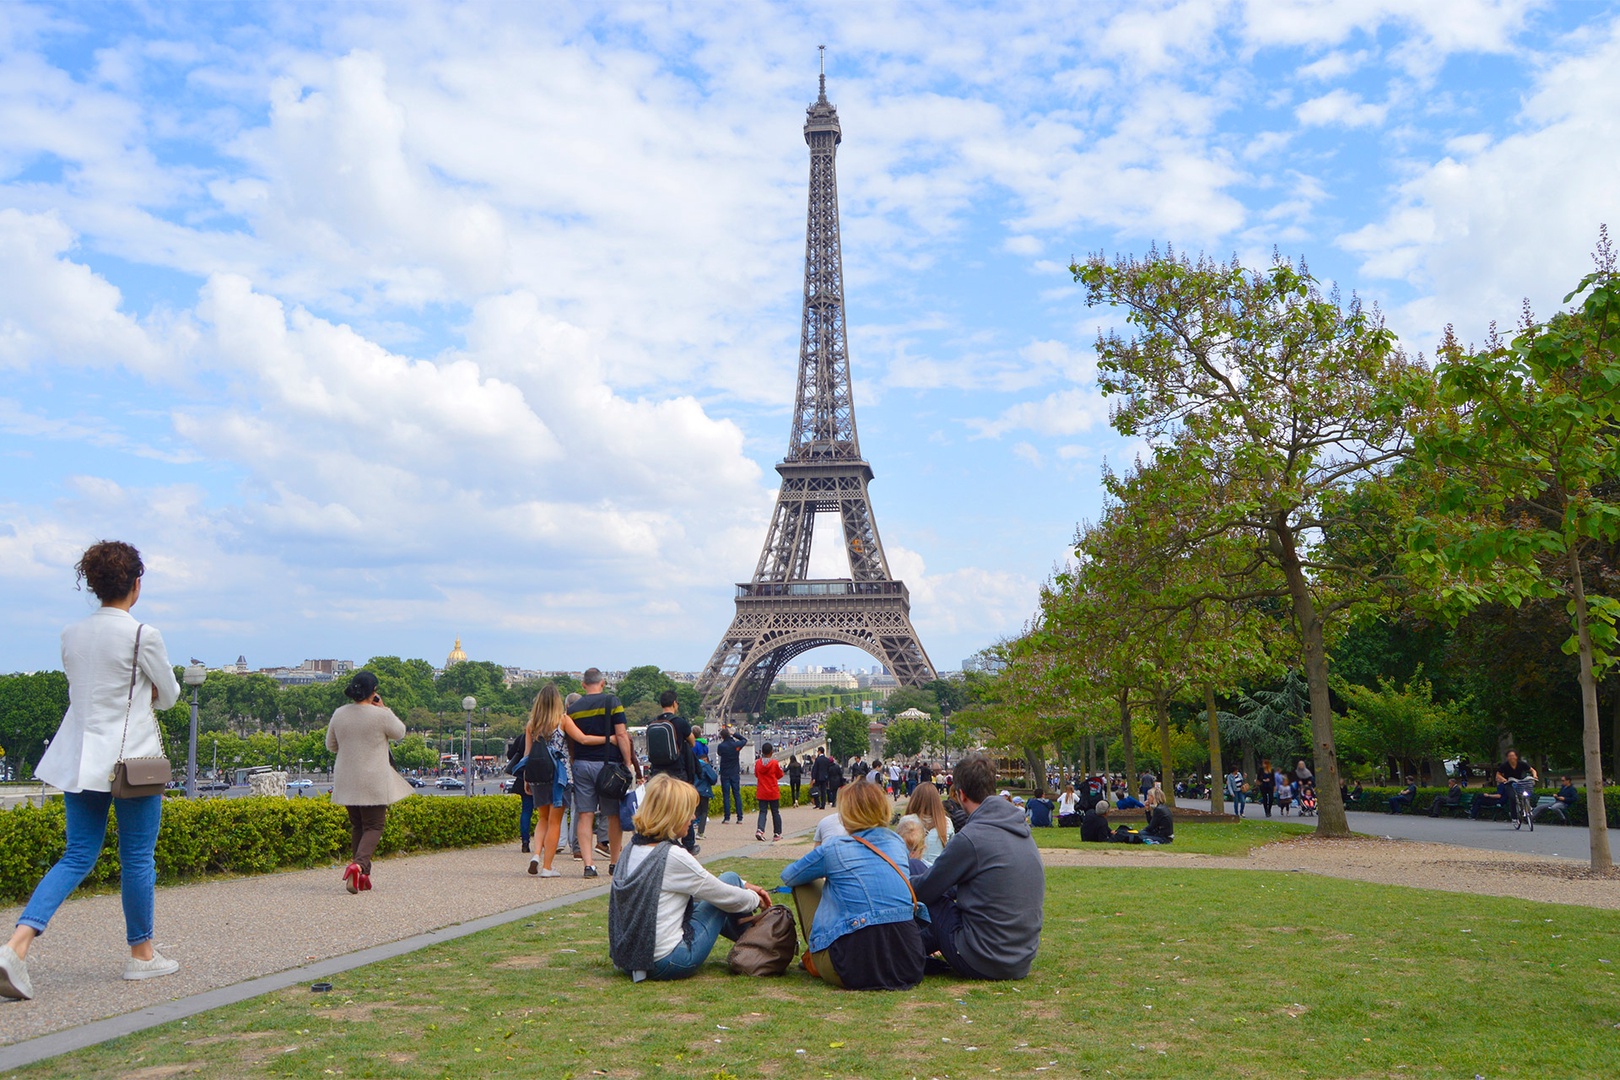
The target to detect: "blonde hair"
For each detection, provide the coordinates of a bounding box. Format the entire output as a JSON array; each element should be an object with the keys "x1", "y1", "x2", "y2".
[
  {"x1": 904, "y1": 781, "x2": 950, "y2": 851},
  {"x1": 526, "y1": 683, "x2": 564, "y2": 743},
  {"x1": 895, "y1": 815, "x2": 927, "y2": 858},
  {"x1": 837, "y1": 779, "x2": 892, "y2": 833},
  {"x1": 632, "y1": 774, "x2": 699, "y2": 842}
]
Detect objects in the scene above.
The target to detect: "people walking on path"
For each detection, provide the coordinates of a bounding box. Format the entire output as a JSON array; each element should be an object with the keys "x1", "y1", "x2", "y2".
[
  {"x1": 714, "y1": 726, "x2": 748, "y2": 823},
  {"x1": 693, "y1": 745, "x2": 717, "y2": 838},
  {"x1": 755, "y1": 743, "x2": 784, "y2": 841},
  {"x1": 2, "y1": 541, "x2": 184, "y2": 1002},
  {"x1": 810, "y1": 746, "x2": 831, "y2": 809},
  {"x1": 645, "y1": 690, "x2": 698, "y2": 852},
  {"x1": 607, "y1": 776, "x2": 773, "y2": 982},
  {"x1": 523, "y1": 684, "x2": 575, "y2": 878},
  {"x1": 910, "y1": 753, "x2": 1044, "y2": 981},
  {"x1": 566, "y1": 668, "x2": 637, "y2": 879},
  {"x1": 1259, "y1": 760, "x2": 1276, "y2": 818},
  {"x1": 1226, "y1": 767, "x2": 1247, "y2": 817},
  {"x1": 787, "y1": 754, "x2": 803, "y2": 807},
  {"x1": 326, "y1": 669, "x2": 415, "y2": 894},
  {"x1": 506, "y1": 731, "x2": 535, "y2": 854}
]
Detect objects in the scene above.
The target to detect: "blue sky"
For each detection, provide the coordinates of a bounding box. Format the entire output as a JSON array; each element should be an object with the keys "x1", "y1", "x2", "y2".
[{"x1": 3, "y1": 1, "x2": 1619, "y2": 677}]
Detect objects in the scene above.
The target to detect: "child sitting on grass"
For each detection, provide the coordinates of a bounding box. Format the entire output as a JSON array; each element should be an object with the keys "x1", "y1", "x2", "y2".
[{"x1": 895, "y1": 815, "x2": 929, "y2": 875}]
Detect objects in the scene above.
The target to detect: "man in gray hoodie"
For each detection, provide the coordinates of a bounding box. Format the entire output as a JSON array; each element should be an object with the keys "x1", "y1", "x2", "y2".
[{"x1": 911, "y1": 753, "x2": 1044, "y2": 980}]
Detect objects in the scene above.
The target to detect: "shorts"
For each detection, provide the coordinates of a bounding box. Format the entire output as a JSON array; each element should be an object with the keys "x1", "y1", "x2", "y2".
[{"x1": 571, "y1": 759, "x2": 620, "y2": 817}]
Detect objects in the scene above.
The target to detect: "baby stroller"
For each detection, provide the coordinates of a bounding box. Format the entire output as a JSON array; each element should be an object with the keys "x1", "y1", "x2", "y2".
[{"x1": 1298, "y1": 785, "x2": 1317, "y2": 817}]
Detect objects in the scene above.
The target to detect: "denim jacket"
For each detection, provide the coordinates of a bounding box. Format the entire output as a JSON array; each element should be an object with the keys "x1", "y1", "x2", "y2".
[{"x1": 780, "y1": 827, "x2": 928, "y2": 954}]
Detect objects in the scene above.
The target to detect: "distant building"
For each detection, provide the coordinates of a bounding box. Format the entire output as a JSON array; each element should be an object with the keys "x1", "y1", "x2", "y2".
[
  {"x1": 221, "y1": 654, "x2": 249, "y2": 675},
  {"x1": 777, "y1": 669, "x2": 859, "y2": 691},
  {"x1": 893, "y1": 707, "x2": 932, "y2": 723}
]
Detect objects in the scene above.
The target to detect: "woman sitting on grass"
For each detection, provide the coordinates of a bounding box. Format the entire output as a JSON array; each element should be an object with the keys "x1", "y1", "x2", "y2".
[
  {"x1": 1143, "y1": 788, "x2": 1174, "y2": 843},
  {"x1": 608, "y1": 775, "x2": 773, "y2": 982},
  {"x1": 902, "y1": 781, "x2": 954, "y2": 866},
  {"x1": 780, "y1": 779, "x2": 929, "y2": 991}
]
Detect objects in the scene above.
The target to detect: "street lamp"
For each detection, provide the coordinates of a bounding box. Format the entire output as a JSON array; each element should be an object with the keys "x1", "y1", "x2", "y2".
[
  {"x1": 183, "y1": 663, "x2": 206, "y2": 798},
  {"x1": 462, "y1": 696, "x2": 476, "y2": 798}
]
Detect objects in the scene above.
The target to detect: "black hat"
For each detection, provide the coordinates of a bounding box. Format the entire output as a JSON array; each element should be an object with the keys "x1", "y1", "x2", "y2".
[{"x1": 344, "y1": 670, "x2": 380, "y2": 702}]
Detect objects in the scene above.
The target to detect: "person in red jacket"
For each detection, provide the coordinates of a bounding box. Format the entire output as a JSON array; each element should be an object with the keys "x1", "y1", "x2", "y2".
[{"x1": 754, "y1": 743, "x2": 784, "y2": 842}]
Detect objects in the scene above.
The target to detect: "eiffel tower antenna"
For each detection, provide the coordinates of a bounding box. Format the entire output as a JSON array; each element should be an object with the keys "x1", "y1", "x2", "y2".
[{"x1": 697, "y1": 64, "x2": 935, "y2": 722}]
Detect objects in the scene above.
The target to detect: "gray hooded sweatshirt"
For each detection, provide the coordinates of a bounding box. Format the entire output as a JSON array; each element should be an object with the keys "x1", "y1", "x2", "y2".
[{"x1": 911, "y1": 794, "x2": 1045, "y2": 979}]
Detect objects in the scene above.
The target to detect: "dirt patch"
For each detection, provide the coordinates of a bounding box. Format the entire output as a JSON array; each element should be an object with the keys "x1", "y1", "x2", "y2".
[
  {"x1": 119, "y1": 1067, "x2": 194, "y2": 1079},
  {"x1": 181, "y1": 1032, "x2": 270, "y2": 1046}
]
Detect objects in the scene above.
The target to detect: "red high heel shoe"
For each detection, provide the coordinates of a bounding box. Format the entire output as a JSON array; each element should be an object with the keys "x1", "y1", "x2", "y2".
[
  {"x1": 342, "y1": 862, "x2": 361, "y2": 894},
  {"x1": 358, "y1": 871, "x2": 372, "y2": 892}
]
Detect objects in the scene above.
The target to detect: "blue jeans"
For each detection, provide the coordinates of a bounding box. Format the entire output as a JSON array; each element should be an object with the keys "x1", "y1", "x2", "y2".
[
  {"x1": 19, "y1": 790, "x2": 163, "y2": 946},
  {"x1": 920, "y1": 889, "x2": 987, "y2": 980},
  {"x1": 649, "y1": 871, "x2": 748, "y2": 980},
  {"x1": 720, "y1": 772, "x2": 742, "y2": 820},
  {"x1": 519, "y1": 789, "x2": 536, "y2": 842}
]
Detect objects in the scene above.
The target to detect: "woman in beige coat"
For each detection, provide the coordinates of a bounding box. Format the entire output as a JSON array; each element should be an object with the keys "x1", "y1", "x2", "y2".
[{"x1": 325, "y1": 670, "x2": 413, "y2": 893}]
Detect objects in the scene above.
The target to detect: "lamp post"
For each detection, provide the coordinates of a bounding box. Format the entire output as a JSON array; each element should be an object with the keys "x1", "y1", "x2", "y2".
[
  {"x1": 183, "y1": 663, "x2": 206, "y2": 798},
  {"x1": 462, "y1": 696, "x2": 476, "y2": 798}
]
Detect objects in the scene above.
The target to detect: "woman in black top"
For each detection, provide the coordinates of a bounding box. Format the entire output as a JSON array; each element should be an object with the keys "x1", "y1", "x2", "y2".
[{"x1": 786, "y1": 755, "x2": 803, "y2": 807}]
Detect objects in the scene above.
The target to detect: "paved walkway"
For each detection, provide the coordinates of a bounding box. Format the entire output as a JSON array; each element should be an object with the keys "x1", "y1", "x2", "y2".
[
  {"x1": 1177, "y1": 797, "x2": 1600, "y2": 860},
  {"x1": 0, "y1": 799, "x2": 830, "y2": 1053}
]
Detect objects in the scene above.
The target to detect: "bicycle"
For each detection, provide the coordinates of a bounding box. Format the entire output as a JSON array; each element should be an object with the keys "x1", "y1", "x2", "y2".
[{"x1": 1509, "y1": 777, "x2": 1536, "y2": 831}]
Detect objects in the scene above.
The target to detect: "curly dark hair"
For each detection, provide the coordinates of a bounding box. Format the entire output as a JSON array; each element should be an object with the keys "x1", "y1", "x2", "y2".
[{"x1": 75, "y1": 540, "x2": 144, "y2": 602}]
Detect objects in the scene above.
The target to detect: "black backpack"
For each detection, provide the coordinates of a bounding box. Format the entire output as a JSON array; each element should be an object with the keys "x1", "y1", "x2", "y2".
[
  {"x1": 646, "y1": 718, "x2": 680, "y2": 768},
  {"x1": 524, "y1": 738, "x2": 558, "y2": 788}
]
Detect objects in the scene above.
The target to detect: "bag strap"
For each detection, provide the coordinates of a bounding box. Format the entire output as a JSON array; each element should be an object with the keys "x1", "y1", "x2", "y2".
[
  {"x1": 115, "y1": 624, "x2": 145, "y2": 765},
  {"x1": 850, "y1": 833, "x2": 920, "y2": 915}
]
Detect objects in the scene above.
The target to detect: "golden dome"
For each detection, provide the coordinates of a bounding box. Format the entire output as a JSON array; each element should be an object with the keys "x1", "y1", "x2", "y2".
[{"x1": 446, "y1": 637, "x2": 468, "y2": 666}]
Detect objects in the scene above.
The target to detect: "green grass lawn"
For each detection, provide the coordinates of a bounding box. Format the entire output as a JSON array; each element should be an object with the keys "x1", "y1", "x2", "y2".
[
  {"x1": 1032, "y1": 819, "x2": 1316, "y2": 854},
  {"x1": 15, "y1": 861, "x2": 1620, "y2": 1080}
]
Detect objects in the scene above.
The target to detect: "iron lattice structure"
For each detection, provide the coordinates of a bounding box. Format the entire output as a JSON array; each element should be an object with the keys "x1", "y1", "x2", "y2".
[{"x1": 697, "y1": 71, "x2": 935, "y2": 721}]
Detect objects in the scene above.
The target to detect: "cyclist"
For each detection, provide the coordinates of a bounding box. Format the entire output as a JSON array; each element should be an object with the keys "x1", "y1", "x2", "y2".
[{"x1": 1495, "y1": 749, "x2": 1537, "y2": 826}]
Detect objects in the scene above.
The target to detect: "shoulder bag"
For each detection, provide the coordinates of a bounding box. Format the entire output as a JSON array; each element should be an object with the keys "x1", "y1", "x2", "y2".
[
  {"x1": 108, "y1": 624, "x2": 173, "y2": 798},
  {"x1": 851, "y1": 834, "x2": 923, "y2": 918},
  {"x1": 727, "y1": 904, "x2": 797, "y2": 976}
]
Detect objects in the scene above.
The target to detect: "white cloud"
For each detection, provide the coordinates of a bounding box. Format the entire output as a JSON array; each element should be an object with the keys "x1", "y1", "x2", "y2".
[
  {"x1": 969, "y1": 387, "x2": 1111, "y2": 439},
  {"x1": 1341, "y1": 18, "x2": 1620, "y2": 349},
  {"x1": 1295, "y1": 89, "x2": 1388, "y2": 127},
  {"x1": 0, "y1": 209, "x2": 168, "y2": 373}
]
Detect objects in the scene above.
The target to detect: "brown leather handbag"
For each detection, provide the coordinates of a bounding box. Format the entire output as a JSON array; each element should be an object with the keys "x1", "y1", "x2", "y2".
[
  {"x1": 727, "y1": 904, "x2": 797, "y2": 976},
  {"x1": 108, "y1": 624, "x2": 172, "y2": 799}
]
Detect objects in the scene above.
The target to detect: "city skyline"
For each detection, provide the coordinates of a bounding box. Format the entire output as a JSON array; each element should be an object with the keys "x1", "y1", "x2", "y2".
[{"x1": 3, "y1": 3, "x2": 1619, "y2": 676}]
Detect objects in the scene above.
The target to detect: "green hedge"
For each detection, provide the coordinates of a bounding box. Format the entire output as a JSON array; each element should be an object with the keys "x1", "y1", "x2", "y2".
[
  {"x1": 0, "y1": 794, "x2": 520, "y2": 904},
  {"x1": 1354, "y1": 785, "x2": 1617, "y2": 825}
]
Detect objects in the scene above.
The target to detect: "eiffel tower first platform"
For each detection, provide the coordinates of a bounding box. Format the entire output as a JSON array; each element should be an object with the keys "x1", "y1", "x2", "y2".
[{"x1": 697, "y1": 65, "x2": 935, "y2": 722}]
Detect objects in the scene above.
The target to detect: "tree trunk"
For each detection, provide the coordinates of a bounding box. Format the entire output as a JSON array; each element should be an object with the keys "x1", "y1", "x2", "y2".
[
  {"x1": 1119, "y1": 689, "x2": 1136, "y2": 792},
  {"x1": 1569, "y1": 549, "x2": 1613, "y2": 872},
  {"x1": 1276, "y1": 520, "x2": 1349, "y2": 836},
  {"x1": 1155, "y1": 689, "x2": 1175, "y2": 808},
  {"x1": 1024, "y1": 745, "x2": 1048, "y2": 798},
  {"x1": 1206, "y1": 685, "x2": 1226, "y2": 815},
  {"x1": 1087, "y1": 732, "x2": 1097, "y2": 777}
]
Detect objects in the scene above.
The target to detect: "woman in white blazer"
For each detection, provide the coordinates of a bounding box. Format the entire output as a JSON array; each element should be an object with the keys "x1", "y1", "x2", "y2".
[{"x1": 0, "y1": 542, "x2": 183, "y2": 1003}]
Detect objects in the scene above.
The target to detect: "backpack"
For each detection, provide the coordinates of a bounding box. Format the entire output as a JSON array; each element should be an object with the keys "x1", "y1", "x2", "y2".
[
  {"x1": 524, "y1": 738, "x2": 558, "y2": 788},
  {"x1": 646, "y1": 719, "x2": 680, "y2": 769}
]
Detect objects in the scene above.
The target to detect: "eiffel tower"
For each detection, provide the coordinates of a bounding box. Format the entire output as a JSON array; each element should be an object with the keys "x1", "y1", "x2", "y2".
[{"x1": 697, "y1": 59, "x2": 935, "y2": 721}]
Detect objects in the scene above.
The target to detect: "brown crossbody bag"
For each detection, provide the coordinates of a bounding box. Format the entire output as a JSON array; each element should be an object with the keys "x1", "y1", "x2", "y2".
[{"x1": 108, "y1": 624, "x2": 173, "y2": 798}]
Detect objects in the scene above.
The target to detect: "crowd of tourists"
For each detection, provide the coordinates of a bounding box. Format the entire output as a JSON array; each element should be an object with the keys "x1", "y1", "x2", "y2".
[{"x1": 0, "y1": 539, "x2": 1049, "y2": 1004}]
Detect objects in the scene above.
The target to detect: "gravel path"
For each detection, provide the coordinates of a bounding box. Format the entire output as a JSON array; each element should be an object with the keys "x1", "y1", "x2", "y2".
[
  {"x1": 0, "y1": 801, "x2": 829, "y2": 1046},
  {"x1": 1035, "y1": 834, "x2": 1620, "y2": 908}
]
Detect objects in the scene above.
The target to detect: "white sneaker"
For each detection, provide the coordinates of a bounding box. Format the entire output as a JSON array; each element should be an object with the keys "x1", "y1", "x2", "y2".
[
  {"x1": 539, "y1": 868, "x2": 561, "y2": 878},
  {"x1": 527, "y1": 855, "x2": 540, "y2": 876},
  {"x1": 123, "y1": 950, "x2": 180, "y2": 981},
  {"x1": 0, "y1": 944, "x2": 33, "y2": 1000}
]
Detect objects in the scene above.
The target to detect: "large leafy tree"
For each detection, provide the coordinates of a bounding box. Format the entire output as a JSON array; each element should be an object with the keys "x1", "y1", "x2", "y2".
[
  {"x1": 1334, "y1": 672, "x2": 1469, "y2": 780},
  {"x1": 0, "y1": 671, "x2": 69, "y2": 778},
  {"x1": 824, "y1": 708, "x2": 870, "y2": 764},
  {"x1": 1072, "y1": 249, "x2": 1421, "y2": 836},
  {"x1": 1412, "y1": 245, "x2": 1620, "y2": 870},
  {"x1": 616, "y1": 665, "x2": 675, "y2": 707}
]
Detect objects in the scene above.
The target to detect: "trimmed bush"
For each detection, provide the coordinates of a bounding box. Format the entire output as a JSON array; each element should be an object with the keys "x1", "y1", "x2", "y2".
[
  {"x1": 0, "y1": 794, "x2": 520, "y2": 904},
  {"x1": 707, "y1": 787, "x2": 761, "y2": 816}
]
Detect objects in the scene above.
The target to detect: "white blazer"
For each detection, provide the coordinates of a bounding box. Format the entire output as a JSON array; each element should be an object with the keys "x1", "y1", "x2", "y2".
[{"x1": 36, "y1": 607, "x2": 182, "y2": 794}]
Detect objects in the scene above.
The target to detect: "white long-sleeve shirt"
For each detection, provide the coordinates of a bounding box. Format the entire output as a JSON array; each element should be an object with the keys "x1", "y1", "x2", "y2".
[
  {"x1": 619, "y1": 841, "x2": 757, "y2": 965},
  {"x1": 36, "y1": 607, "x2": 181, "y2": 793}
]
